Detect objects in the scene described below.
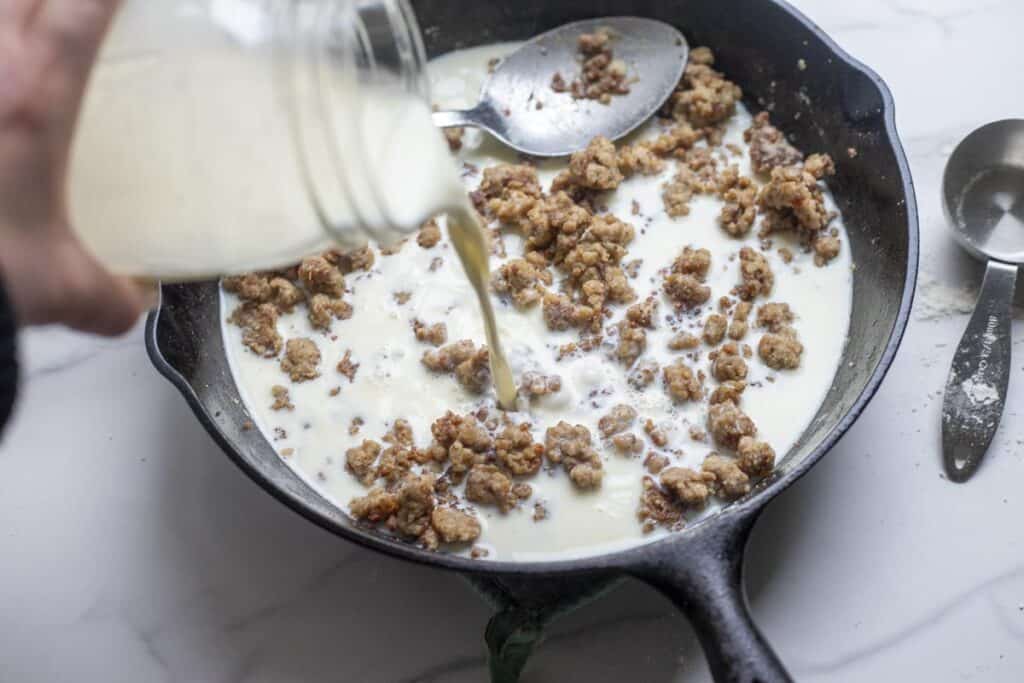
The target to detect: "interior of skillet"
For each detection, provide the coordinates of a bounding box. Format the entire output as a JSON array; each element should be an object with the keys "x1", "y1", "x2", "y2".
[
  {"x1": 152, "y1": 0, "x2": 913, "y2": 567},
  {"x1": 410, "y1": 0, "x2": 914, "y2": 486}
]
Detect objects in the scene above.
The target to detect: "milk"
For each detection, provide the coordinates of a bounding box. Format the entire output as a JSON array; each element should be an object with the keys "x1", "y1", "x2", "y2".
[
  {"x1": 68, "y1": 0, "x2": 462, "y2": 280},
  {"x1": 222, "y1": 43, "x2": 855, "y2": 562}
]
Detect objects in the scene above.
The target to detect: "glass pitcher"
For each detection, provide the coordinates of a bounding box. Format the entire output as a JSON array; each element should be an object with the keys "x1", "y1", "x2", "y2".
[{"x1": 69, "y1": 0, "x2": 458, "y2": 281}]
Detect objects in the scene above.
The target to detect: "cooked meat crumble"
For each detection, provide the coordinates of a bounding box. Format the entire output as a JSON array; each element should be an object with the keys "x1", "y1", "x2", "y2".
[
  {"x1": 598, "y1": 404, "x2": 638, "y2": 436},
  {"x1": 735, "y1": 246, "x2": 774, "y2": 301},
  {"x1": 418, "y1": 219, "x2": 443, "y2": 248},
  {"x1": 281, "y1": 338, "x2": 320, "y2": 382},
  {"x1": 298, "y1": 256, "x2": 345, "y2": 299},
  {"x1": 413, "y1": 320, "x2": 448, "y2": 346},
  {"x1": 661, "y1": 466, "x2": 715, "y2": 508},
  {"x1": 546, "y1": 422, "x2": 604, "y2": 489},
  {"x1": 711, "y1": 343, "x2": 749, "y2": 382},
  {"x1": 553, "y1": 136, "x2": 625, "y2": 192},
  {"x1": 465, "y1": 464, "x2": 517, "y2": 511},
  {"x1": 550, "y1": 28, "x2": 631, "y2": 105},
  {"x1": 337, "y1": 350, "x2": 359, "y2": 382},
  {"x1": 431, "y1": 507, "x2": 481, "y2": 544},
  {"x1": 703, "y1": 313, "x2": 728, "y2": 345},
  {"x1": 759, "y1": 328, "x2": 804, "y2": 369},
  {"x1": 663, "y1": 359, "x2": 703, "y2": 402},
  {"x1": 229, "y1": 302, "x2": 282, "y2": 357},
  {"x1": 422, "y1": 340, "x2": 492, "y2": 393},
  {"x1": 744, "y1": 112, "x2": 803, "y2": 175},
  {"x1": 707, "y1": 400, "x2": 756, "y2": 449},
  {"x1": 664, "y1": 45, "x2": 743, "y2": 128},
  {"x1": 270, "y1": 385, "x2": 293, "y2": 411},
  {"x1": 496, "y1": 423, "x2": 545, "y2": 475},
  {"x1": 492, "y1": 258, "x2": 553, "y2": 308},
  {"x1": 702, "y1": 454, "x2": 751, "y2": 499},
  {"x1": 737, "y1": 437, "x2": 776, "y2": 477},
  {"x1": 757, "y1": 302, "x2": 794, "y2": 332}
]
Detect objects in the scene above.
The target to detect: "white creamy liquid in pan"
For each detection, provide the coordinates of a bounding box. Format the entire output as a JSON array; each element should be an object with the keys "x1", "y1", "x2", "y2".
[{"x1": 222, "y1": 43, "x2": 854, "y2": 562}]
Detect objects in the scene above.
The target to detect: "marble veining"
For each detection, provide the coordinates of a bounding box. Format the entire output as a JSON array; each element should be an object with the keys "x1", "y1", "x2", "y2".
[{"x1": 2, "y1": 0, "x2": 1023, "y2": 680}]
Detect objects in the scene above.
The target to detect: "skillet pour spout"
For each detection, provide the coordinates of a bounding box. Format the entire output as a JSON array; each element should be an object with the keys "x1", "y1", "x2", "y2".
[{"x1": 146, "y1": 0, "x2": 918, "y2": 680}]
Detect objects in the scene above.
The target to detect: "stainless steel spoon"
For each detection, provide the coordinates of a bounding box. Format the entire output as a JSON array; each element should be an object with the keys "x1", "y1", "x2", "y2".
[
  {"x1": 941, "y1": 119, "x2": 1024, "y2": 482},
  {"x1": 432, "y1": 17, "x2": 688, "y2": 157}
]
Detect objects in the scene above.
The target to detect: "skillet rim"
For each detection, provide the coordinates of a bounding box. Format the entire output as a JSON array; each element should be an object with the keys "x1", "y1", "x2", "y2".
[{"x1": 145, "y1": 0, "x2": 919, "y2": 576}]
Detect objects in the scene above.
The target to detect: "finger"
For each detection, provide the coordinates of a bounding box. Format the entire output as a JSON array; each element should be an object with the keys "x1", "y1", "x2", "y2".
[
  {"x1": 32, "y1": 0, "x2": 120, "y2": 59},
  {"x1": 28, "y1": 0, "x2": 121, "y2": 111},
  {"x1": 0, "y1": 230, "x2": 150, "y2": 334},
  {"x1": 87, "y1": 274, "x2": 151, "y2": 336},
  {"x1": 19, "y1": 234, "x2": 149, "y2": 336},
  {"x1": 0, "y1": 0, "x2": 44, "y2": 30},
  {"x1": 60, "y1": 261, "x2": 150, "y2": 337},
  {"x1": 133, "y1": 278, "x2": 161, "y2": 310}
]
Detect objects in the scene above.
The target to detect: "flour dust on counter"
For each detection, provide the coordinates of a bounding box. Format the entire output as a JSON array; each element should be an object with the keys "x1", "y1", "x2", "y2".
[{"x1": 222, "y1": 42, "x2": 853, "y2": 562}]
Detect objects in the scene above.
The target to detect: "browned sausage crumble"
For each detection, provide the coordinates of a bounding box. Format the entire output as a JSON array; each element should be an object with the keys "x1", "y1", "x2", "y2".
[
  {"x1": 337, "y1": 350, "x2": 359, "y2": 382},
  {"x1": 422, "y1": 340, "x2": 492, "y2": 393},
  {"x1": 519, "y1": 371, "x2": 563, "y2": 398},
  {"x1": 663, "y1": 246, "x2": 712, "y2": 309},
  {"x1": 550, "y1": 28, "x2": 631, "y2": 105},
  {"x1": 281, "y1": 338, "x2": 320, "y2": 382},
  {"x1": 270, "y1": 385, "x2": 293, "y2": 411},
  {"x1": 759, "y1": 328, "x2": 804, "y2": 370},
  {"x1": 735, "y1": 246, "x2": 774, "y2": 301},
  {"x1": 413, "y1": 320, "x2": 448, "y2": 347},
  {"x1": 663, "y1": 359, "x2": 703, "y2": 402},
  {"x1": 663, "y1": 46, "x2": 742, "y2": 129},
  {"x1": 418, "y1": 218, "x2": 443, "y2": 248},
  {"x1": 546, "y1": 421, "x2": 604, "y2": 489}
]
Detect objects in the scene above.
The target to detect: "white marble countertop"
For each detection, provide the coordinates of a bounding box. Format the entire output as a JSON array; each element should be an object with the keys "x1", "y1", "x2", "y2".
[{"x1": 2, "y1": 0, "x2": 1023, "y2": 680}]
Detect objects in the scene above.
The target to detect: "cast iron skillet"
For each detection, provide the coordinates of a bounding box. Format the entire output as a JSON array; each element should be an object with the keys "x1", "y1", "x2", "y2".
[{"x1": 145, "y1": 0, "x2": 918, "y2": 680}]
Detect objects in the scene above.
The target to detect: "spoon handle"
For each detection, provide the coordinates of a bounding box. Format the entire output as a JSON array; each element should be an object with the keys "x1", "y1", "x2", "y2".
[
  {"x1": 430, "y1": 105, "x2": 481, "y2": 129},
  {"x1": 433, "y1": 102, "x2": 504, "y2": 133},
  {"x1": 942, "y1": 260, "x2": 1017, "y2": 482}
]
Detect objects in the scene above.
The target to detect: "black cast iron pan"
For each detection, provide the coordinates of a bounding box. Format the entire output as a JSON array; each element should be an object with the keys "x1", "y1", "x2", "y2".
[{"x1": 146, "y1": 0, "x2": 918, "y2": 679}]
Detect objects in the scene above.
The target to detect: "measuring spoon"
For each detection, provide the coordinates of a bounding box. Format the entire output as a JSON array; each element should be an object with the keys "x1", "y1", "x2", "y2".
[{"x1": 941, "y1": 119, "x2": 1024, "y2": 482}]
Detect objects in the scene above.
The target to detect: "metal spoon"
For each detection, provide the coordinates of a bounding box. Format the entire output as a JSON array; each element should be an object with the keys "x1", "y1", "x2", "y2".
[
  {"x1": 941, "y1": 119, "x2": 1024, "y2": 482},
  {"x1": 432, "y1": 17, "x2": 688, "y2": 157}
]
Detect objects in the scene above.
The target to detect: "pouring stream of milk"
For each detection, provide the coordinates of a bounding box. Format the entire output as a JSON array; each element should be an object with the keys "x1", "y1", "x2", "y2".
[{"x1": 68, "y1": 1, "x2": 517, "y2": 407}]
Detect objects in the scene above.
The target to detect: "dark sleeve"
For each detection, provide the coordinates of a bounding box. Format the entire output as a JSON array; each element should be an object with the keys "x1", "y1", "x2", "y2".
[{"x1": 0, "y1": 279, "x2": 17, "y2": 432}]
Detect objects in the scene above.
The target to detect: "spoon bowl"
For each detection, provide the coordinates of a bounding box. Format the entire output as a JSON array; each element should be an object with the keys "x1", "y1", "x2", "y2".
[
  {"x1": 940, "y1": 119, "x2": 1024, "y2": 482},
  {"x1": 432, "y1": 17, "x2": 688, "y2": 157}
]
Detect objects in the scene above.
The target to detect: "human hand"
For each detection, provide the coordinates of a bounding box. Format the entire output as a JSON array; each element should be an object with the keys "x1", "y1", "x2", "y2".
[{"x1": 0, "y1": 0, "x2": 154, "y2": 335}]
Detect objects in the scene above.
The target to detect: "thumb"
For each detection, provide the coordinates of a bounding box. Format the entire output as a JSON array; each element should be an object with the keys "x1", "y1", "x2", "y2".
[
  {"x1": 1, "y1": 232, "x2": 154, "y2": 335},
  {"x1": 55, "y1": 244, "x2": 155, "y2": 336}
]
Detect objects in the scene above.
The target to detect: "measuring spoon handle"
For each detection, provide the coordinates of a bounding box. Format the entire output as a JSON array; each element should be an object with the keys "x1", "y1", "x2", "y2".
[{"x1": 942, "y1": 260, "x2": 1017, "y2": 482}]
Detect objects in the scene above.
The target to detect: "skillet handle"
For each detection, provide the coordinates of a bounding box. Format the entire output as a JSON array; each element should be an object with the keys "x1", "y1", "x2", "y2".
[{"x1": 632, "y1": 508, "x2": 791, "y2": 683}]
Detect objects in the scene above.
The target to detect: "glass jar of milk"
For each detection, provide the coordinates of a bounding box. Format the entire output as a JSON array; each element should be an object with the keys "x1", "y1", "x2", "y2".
[{"x1": 70, "y1": 0, "x2": 459, "y2": 281}]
